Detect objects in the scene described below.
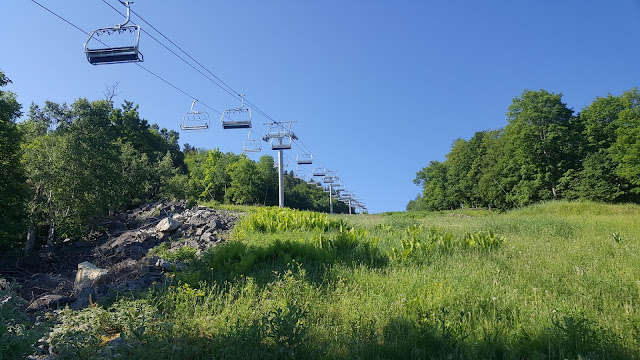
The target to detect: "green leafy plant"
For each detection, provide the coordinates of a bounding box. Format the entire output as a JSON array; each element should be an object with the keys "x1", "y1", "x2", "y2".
[
  {"x1": 611, "y1": 232, "x2": 623, "y2": 244},
  {"x1": 235, "y1": 207, "x2": 348, "y2": 235},
  {"x1": 464, "y1": 230, "x2": 504, "y2": 251}
]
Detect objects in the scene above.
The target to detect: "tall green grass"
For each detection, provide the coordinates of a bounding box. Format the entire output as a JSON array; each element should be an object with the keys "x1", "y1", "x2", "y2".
[{"x1": 33, "y1": 202, "x2": 640, "y2": 359}]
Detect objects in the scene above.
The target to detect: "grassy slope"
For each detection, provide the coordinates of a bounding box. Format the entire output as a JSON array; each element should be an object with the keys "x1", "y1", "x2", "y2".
[{"x1": 23, "y1": 201, "x2": 640, "y2": 359}]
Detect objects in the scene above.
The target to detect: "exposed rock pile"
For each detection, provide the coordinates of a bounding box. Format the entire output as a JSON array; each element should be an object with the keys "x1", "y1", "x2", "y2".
[{"x1": 0, "y1": 201, "x2": 241, "y2": 312}]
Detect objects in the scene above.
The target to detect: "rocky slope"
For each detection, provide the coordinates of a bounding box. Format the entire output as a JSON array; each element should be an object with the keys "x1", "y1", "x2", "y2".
[{"x1": 0, "y1": 201, "x2": 240, "y2": 312}]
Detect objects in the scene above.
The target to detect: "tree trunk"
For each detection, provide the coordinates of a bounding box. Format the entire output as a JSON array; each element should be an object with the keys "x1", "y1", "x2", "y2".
[
  {"x1": 24, "y1": 226, "x2": 36, "y2": 255},
  {"x1": 46, "y1": 190, "x2": 55, "y2": 247},
  {"x1": 24, "y1": 185, "x2": 41, "y2": 255},
  {"x1": 46, "y1": 219, "x2": 55, "y2": 247}
]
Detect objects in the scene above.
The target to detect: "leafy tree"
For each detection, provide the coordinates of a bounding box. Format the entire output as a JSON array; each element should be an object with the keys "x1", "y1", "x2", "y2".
[
  {"x1": 55, "y1": 99, "x2": 121, "y2": 237},
  {"x1": 202, "y1": 149, "x2": 236, "y2": 202},
  {"x1": 414, "y1": 160, "x2": 451, "y2": 211},
  {"x1": 612, "y1": 89, "x2": 640, "y2": 190},
  {"x1": 256, "y1": 155, "x2": 278, "y2": 206},
  {"x1": 227, "y1": 156, "x2": 259, "y2": 205},
  {"x1": 445, "y1": 138, "x2": 473, "y2": 208},
  {"x1": 503, "y1": 89, "x2": 575, "y2": 203},
  {"x1": 0, "y1": 71, "x2": 27, "y2": 248},
  {"x1": 576, "y1": 151, "x2": 626, "y2": 202}
]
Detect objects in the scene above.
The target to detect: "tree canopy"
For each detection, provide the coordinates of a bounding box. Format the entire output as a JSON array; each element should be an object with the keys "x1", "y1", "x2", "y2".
[{"x1": 409, "y1": 89, "x2": 640, "y2": 211}]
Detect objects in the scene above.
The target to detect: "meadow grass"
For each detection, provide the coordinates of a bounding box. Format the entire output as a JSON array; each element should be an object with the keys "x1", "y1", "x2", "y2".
[{"x1": 31, "y1": 201, "x2": 640, "y2": 359}]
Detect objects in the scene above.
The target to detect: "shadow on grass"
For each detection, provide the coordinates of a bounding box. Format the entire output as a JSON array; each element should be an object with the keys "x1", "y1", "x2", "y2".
[
  {"x1": 103, "y1": 312, "x2": 636, "y2": 360},
  {"x1": 178, "y1": 235, "x2": 389, "y2": 288}
]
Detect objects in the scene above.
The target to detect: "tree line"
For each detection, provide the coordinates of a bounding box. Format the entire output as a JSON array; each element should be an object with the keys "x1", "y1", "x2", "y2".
[
  {"x1": 408, "y1": 88, "x2": 640, "y2": 211},
  {"x1": 0, "y1": 71, "x2": 348, "y2": 251}
]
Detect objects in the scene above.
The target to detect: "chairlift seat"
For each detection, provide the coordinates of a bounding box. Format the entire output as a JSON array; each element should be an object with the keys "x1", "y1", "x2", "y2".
[
  {"x1": 222, "y1": 120, "x2": 252, "y2": 129},
  {"x1": 180, "y1": 123, "x2": 209, "y2": 131},
  {"x1": 271, "y1": 143, "x2": 292, "y2": 150},
  {"x1": 86, "y1": 46, "x2": 143, "y2": 64}
]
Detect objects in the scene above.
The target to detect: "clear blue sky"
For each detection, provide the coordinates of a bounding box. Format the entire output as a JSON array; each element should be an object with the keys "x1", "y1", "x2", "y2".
[{"x1": 2, "y1": 0, "x2": 640, "y2": 213}]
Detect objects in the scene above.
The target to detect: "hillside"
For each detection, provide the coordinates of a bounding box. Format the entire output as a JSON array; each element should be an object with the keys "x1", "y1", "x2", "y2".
[{"x1": 2, "y1": 201, "x2": 640, "y2": 359}]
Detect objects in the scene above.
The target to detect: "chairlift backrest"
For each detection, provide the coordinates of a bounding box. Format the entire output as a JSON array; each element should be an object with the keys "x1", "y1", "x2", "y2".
[
  {"x1": 84, "y1": 1, "x2": 143, "y2": 65},
  {"x1": 221, "y1": 95, "x2": 252, "y2": 129}
]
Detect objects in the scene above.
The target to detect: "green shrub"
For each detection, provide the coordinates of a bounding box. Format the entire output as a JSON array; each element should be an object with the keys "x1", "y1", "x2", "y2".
[
  {"x1": 149, "y1": 242, "x2": 198, "y2": 262},
  {"x1": 0, "y1": 282, "x2": 44, "y2": 360}
]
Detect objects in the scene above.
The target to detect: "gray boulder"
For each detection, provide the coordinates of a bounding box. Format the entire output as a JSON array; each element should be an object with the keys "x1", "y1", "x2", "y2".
[
  {"x1": 156, "y1": 217, "x2": 181, "y2": 233},
  {"x1": 74, "y1": 261, "x2": 109, "y2": 290}
]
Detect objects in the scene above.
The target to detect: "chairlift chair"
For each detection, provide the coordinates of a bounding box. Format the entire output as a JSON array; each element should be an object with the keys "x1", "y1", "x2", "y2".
[
  {"x1": 267, "y1": 123, "x2": 294, "y2": 150},
  {"x1": 293, "y1": 166, "x2": 306, "y2": 179},
  {"x1": 84, "y1": 1, "x2": 143, "y2": 65},
  {"x1": 180, "y1": 100, "x2": 210, "y2": 131},
  {"x1": 273, "y1": 158, "x2": 289, "y2": 169},
  {"x1": 221, "y1": 94, "x2": 252, "y2": 129},
  {"x1": 322, "y1": 171, "x2": 335, "y2": 184},
  {"x1": 296, "y1": 153, "x2": 313, "y2": 165},
  {"x1": 293, "y1": 170, "x2": 305, "y2": 179},
  {"x1": 242, "y1": 131, "x2": 262, "y2": 153},
  {"x1": 270, "y1": 136, "x2": 292, "y2": 150},
  {"x1": 312, "y1": 167, "x2": 326, "y2": 177}
]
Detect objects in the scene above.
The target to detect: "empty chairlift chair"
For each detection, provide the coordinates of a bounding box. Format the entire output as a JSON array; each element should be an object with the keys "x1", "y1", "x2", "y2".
[
  {"x1": 181, "y1": 100, "x2": 210, "y2": 131},
  {"x1": 293, "y1": 166, "x2": 306, "y2": 179},
  {"x1": 312, "y1": 167, "x2": 326, "y2": 177},
  {"x1": 296, "y1": 153, "x2": 312, "y2": 165},
  {"x1": 323, "y1": 171, "x2": 335, "y2": 184},
  {"x1": 221, "y1": 95, "x2": 252, "y2": 129},
  {"x1": 84, "y1": 1, "x2": 143, "y2": 65},
  {"x1": 274, "y1": 158, "x2": 289, "y2": 168},
  {"x1": 242, "y1": 131, "x2": 262, "y2": 153}
]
